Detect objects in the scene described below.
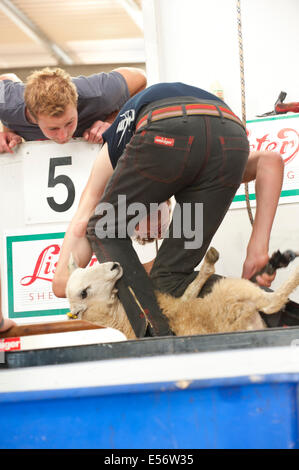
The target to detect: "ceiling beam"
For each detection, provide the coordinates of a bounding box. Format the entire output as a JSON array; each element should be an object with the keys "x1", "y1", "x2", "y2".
[
  {"x1": 0, "y1": 0, "x2": 74, "y2": 65},
  {"x1": 118, "y1": 0, "x2": 144, "y2": 31}
]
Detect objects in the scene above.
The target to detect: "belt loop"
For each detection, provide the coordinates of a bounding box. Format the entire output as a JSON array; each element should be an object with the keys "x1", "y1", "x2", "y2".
[
  {"x1": 147, "y1": 109, "x2": 153, "y2": 125},
  {"x1": 181, "y1": 104, "x2": 188, "y2": 123},
  {"x1": 215, "y1": 104, "x2": 225, "y2": 124}
]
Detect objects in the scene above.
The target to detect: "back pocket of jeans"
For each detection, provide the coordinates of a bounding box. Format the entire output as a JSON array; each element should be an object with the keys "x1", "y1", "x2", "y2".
[
  {"x1": 218, "y1": 136, "x2": 249, "y2": 187},
  {"x1": 131, "y1": 130, "x2": 194, "y2": 183}
]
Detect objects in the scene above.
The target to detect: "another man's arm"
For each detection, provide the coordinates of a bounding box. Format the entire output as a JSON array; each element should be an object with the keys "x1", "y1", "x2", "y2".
[
  {"x1": 241, "y1": 151, "x2": 284, "y2": 286},
  {"x1": 0, "y1": 73, "x2": 21, "y2": 82},
  {"x1": 0, "y1": 275, "x2": 16, "y2": 332},
  {"x1": 113, "y1": 67, "x2": 146, "y2": 97},
  {"x1": 53, "y1": 143, "x2": 114, "y2": 298},
  {"x1": 0, "y1": 73, "x2": 23, "y2": 154},
  {"x1": 82, "y1": 111, "x2": 118, "y2": 144},
  {"x1": 83, "y1": 67, "x2": 146, "y2": 144}
]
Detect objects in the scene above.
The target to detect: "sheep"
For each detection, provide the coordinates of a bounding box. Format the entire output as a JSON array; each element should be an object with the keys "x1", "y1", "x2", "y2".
[{"x1": 66, "y1": 247, "x2": 299, "y2": 339}]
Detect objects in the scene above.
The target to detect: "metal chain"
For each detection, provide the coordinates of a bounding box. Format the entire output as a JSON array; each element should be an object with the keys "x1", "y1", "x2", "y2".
[{"x1": 236, "y1": 0, "x2": 254, "y2": 226}]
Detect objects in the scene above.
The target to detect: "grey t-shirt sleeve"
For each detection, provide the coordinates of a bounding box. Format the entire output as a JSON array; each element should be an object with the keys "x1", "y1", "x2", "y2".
[
  {"x1": 0, "y1": 81, "x2": 43, "y2": 140},
  {"x1": 0, "y1": 80, "x2": 5, "y2": 108},
  {"x1": 0, "y1": 80, "x2": 25, "y2": 121},
  {"x1": 73, "y1": 71, "x2": 130, "y2": 114}
]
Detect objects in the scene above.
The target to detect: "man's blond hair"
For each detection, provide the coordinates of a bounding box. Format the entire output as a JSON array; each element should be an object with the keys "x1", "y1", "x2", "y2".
[{"x1": 24, "y1": 67, "x2": 78, "y2": 119}]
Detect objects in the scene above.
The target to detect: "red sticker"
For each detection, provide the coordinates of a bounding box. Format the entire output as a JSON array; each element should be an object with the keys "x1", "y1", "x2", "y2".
[
  {"x1": 0, "y1": 337, "x2": 21, "y2": 352},
  {"x1": 154, "y1": 136, "x2": 175, "y2": 147}
]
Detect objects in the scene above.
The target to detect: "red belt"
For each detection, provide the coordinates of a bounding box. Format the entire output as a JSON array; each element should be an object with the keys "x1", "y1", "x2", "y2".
[{"x1": 136, "y1": 103, "x2": 244, "y2": 130}]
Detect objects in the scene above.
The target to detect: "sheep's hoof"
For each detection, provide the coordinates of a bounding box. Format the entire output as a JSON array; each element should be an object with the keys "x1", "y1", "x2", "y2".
[
  {"x1": 67, "y1": 311, "x2": 78, "y2": 319},
  {"x1": 205, "y1": 247, "x2": 219, "y2": 264}
]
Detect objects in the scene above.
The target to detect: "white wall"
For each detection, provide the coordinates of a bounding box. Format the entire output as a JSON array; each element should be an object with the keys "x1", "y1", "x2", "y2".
[{"x1": 143, "y1": 0, "x2": 299, "y2": 119}]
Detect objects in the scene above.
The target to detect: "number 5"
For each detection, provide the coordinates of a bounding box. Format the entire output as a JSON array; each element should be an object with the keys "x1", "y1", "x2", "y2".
[{"x1": 47, "y1": 157, "x2": 75, "y2": 212}]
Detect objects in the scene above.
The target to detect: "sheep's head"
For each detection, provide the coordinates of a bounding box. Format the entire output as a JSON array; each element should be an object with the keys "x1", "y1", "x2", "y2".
[{"x1": 66, "y1": 260, "x2": 123, "y2": 323}]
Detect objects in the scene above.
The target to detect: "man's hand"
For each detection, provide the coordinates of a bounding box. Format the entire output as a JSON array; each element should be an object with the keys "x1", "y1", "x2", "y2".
[
  {"x1": 0, "y1": 131, "x2": 22, "y2": 154},
  {"x1": 134, "y1": 200, "x2": 172, "y2": 245},
  {"x1": 242, "y1": 250, "x2": 276, "y2": 287},
  {"x1": 83, "y1": 120, "x2": 111, "y2": 144},
  {"x1": 0, "y1": 318, "x2": 16, "y2": 333}
]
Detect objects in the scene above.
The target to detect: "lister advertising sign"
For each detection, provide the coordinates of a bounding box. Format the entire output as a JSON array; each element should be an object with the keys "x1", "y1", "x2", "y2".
[
  {"x1": 233, "y1": 114, "x2": 299, "y2": 208},
  {"x1": 5, "y1": 232, "x2": 98, "y2": 319}
]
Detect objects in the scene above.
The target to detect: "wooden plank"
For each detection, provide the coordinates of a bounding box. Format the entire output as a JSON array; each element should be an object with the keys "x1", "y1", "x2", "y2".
[{"x1": 0, "y1": 320, "x2": 102, "y2": 338}]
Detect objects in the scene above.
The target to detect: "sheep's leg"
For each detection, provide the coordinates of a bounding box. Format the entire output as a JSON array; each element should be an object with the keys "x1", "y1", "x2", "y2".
[
  {"x1": 180, "y1": 247, "x2": 219, "y2": 302},
  {"x1": 260, "y1": 266, "x2": 299, "y2": 314}
]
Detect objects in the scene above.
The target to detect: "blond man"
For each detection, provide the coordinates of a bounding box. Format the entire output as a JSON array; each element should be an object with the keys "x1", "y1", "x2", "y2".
[{"x1": 0, "y1": 66, "x2": 146, "y2": 153}]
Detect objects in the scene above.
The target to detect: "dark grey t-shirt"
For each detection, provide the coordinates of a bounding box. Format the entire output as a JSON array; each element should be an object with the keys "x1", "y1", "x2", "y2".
[{"x1": 0, "y1": 71, "x2": 130, "y2": 140}]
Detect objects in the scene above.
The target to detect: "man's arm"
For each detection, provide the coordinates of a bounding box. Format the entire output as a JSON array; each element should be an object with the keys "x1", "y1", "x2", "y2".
[
  {"x1": 83, "y1": 111, "x2": 118, "y2": 144},
  {"x1": 113, "y1": 67, "x2": 147, "y2": 97},
  {"x1": 0, "y1": 74, "x2": 23, "y2": 153},
  {"x1": 83, "y1": 68, "x2": 146, "y2": 144},
  {"x1": 241, "y1": 151, "x2": 284, "y2": 286},
  {"x1": 53, "y1": 143, "x2": 114, "y2": 298}
]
